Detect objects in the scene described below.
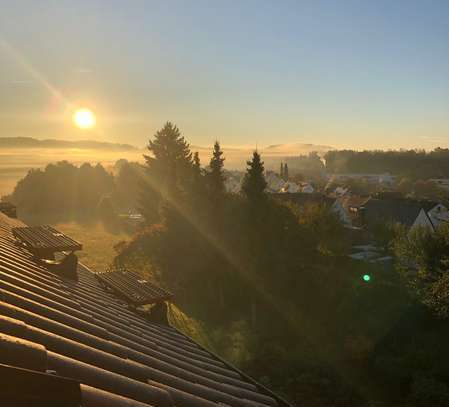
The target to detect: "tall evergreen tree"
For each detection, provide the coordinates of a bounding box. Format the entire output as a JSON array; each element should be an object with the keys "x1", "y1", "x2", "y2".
[
  {"x1": 140, "y1": 122, "x2": 193, "y2": 223},
  {"x1": 242, "y1": 151, "x2": 267, "y2": 202},
  {"x1": 283, "y1": 163, "x2": 289, "y2": 181},
  {"x1": 189, "y1": 151, "x2": 206, "y2": 200},
  {"x1": 143, "y1": 122, "x2": 193, "y2": 198},
  {"x1": 207, "y1": 141, "x2": 226, "y2": 202},
  {"x1": 280, "y1": 162, "x2": 284, "y2": 178},
  {"x1": 138, "y1": 176, "x2": 161, "y2": 224},
  {"x1": 193, "y1": 151, "x2": 202, "y2": 182}
]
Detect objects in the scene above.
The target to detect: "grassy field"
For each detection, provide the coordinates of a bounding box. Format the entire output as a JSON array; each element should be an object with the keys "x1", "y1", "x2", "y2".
[{"x1": 54, "y1": 221, "x2": 130, "y2": 272}]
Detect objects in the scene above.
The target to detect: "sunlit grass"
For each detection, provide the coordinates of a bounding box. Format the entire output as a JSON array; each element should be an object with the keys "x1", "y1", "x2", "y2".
[
  {"x1": 55, "y1": 221, "x2": 129, "y2": 272},
  {"x1": 168, "y1": 303, "x2": 216, "y2": 351}
]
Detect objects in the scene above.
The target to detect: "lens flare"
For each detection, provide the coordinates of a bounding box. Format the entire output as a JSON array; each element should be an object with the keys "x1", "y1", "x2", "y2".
[{"x1": 363, "y1": 274, "x2": 371, "y2": 282}]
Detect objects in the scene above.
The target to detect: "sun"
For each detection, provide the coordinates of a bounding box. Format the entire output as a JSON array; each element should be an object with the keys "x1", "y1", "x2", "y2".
[{"x1": 73, "y1": 108, "x2": 96, "y2": 129}]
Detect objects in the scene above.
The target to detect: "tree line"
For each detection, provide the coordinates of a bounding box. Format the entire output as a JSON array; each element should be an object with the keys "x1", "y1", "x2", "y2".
[
  {"x1": 324, "y1": 148, "x2": 449, "y2": 178},
  {"x1": 7, "y1": 159, "x2": 146, "y2": 222}
]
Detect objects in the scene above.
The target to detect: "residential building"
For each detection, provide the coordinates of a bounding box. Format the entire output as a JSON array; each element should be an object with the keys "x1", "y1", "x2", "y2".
[
  {"x1": 273, "y1": 192, "x2": 351, "y2": 225},
  {"x1": 362, "y1": 197, "x2": 448, "y2": 232},
  {"x1": 330, "y1": 172, "x2": 396, "y2": 185}
]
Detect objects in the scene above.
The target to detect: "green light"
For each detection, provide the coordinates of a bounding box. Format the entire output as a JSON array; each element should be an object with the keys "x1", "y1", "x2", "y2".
[{"x1": 363, "y1": 274, "x2": 371, "y2": 282}]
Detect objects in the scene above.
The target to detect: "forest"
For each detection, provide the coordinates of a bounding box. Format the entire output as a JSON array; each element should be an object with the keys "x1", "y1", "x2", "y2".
[
  {"x1": 5, "y1": 159, "x2": 145, "y2": 224},
  {"x1": 325, "y1": 149, "x2": 449, "y2": 178},
  {"x1": 5, "y1": 124, "x2": 449, "y2": 406}
]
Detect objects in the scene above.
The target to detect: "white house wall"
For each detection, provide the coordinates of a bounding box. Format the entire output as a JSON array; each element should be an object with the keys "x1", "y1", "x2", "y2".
[{"x1": 411, "y1": 209, "x2": 434, "y2": 232}]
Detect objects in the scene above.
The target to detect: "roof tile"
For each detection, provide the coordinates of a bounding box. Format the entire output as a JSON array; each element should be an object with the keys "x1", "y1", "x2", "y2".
[{"x1": 0, "y1": 213, "x2": 290, "y2": 406}]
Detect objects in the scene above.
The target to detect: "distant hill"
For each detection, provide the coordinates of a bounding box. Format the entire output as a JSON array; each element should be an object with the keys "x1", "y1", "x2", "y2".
[
  {"x1": 192, "y1": 142, "x2": 333, "y2": 170},
  {"x1": 0, "y1": 137, "x2": 138, "y2": 151},
  {"x1": 264, "y1": 142, "x2": 333, "y2": 154}
]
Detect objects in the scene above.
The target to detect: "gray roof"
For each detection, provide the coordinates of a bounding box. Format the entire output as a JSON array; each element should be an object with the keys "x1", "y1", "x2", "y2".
[
  {"x1": 272, "y1": 192, "x2": 336, "y2": 207},
  {"x1": 362, "y1": 198, "x2": 438, "y2": 227},
  {"x1": 0, "y1": 213, "x2": 291, "y2": 407}
]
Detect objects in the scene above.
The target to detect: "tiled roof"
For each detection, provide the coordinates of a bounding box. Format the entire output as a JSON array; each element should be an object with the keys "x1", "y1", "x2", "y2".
[
  {"x1": 12, "y1": 225, "x2": 83, "y2": 254},
  {"x1": 0, "y1": 213, "x2": 291, "y2": 407},
  {"x1": 362, "y1": 198, "x2": 437, "y2": 227},
  {"x1": 339, "y1": 195, "x2": 370, "y2": 210},
  {"x1": 272, "y1": 192, "x2": 336, "y2": 207},
  {"x1": 96, "y1": 268, "x2": 173, "y2": 306}
]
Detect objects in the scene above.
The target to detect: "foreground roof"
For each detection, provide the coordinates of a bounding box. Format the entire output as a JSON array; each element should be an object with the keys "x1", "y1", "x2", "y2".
[{"x1": 0, "y1": 213, "x2": 291, "y2": 407}]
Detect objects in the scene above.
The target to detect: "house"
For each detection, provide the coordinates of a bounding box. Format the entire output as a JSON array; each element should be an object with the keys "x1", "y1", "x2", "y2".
[
  {"x1": 280, "y1": 181, "x2": 300, "y2": 193},
  {"x1": 330, "y1": 172, "x2": 396, "y2": 186},
  {"x1": 299, "y1": 183, "x2": 314, "y2": 193},
  {"x1": 224, "y1": 170, "x2": 243, "y2": 193},
  {"x1": 338, "y1": 195, "x2": 371, "y2": 226},
  {"x1": 429, "y1": 179, "x2": 449, "y2": 191},
  {"x1": 334, "y1": 186, "x2": 348, "y2": 197},
  {"x1": 278, "y1": 181, "x2": 314, "y2": 194},
  {"x1": 362, "y1": 197, "x2": 448, "y2": 232},
  {"x1": 273, "y1": 192, "x2": 351, "y2": 225},
  {"x1": 0, "y1": 212, "x2": 291, "y2": 406},
  {"x1": 265, "y1": 171, "x2": 287, "y2": 193}
]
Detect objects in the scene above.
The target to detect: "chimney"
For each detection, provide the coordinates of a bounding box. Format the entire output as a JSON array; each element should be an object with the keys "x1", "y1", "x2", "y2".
[{"x1": 147, "y1": 301, "x2": 170, "y2": 325}]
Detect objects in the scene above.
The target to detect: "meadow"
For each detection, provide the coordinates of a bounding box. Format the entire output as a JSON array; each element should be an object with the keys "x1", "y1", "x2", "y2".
[{"x1": 54, "y1": 221, "x2": 130, "y2": 272}]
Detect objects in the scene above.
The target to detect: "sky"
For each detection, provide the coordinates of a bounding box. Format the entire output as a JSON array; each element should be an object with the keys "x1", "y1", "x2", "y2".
[{"x1": 0, "y1": 0, "x2": 448, "y2": 150}]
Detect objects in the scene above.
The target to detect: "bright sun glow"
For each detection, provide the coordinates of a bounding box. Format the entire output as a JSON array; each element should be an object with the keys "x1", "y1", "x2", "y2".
[{"x1": 73, "y1": 108, "x2": 96, "y2": 129}]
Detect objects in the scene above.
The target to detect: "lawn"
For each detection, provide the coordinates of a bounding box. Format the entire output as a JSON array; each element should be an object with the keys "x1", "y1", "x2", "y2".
[{"x1": 55, "y1": 221, "x2": 130, "y2": 272}]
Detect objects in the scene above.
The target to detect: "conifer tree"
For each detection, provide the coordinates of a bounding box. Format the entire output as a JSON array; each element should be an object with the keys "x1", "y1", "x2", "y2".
[
  {"x1": 138, "y1": 176, "x2": 161, "y2": 224},
  {"x1": 242, "y1": 151, "x2": 267, "y2": 202},
  {"x1": 143, "y1": 121, "x2": 192, "y2": 197},
  {"x1": 140, "y1": 122, "x2": 193, "y2": 223},
  {"x1": 189, "y1": 151, "x2": 205, "y2": 199},
  {"x1": 280, "y1": 162, "x2": 284, "y2": 178},
  {"x1": 284, "y1": 163, "x2": 289, "y2": 181},
  {"x1": 207, "y1": 141, "x2": 226, "y2": 202},
  {"x1": 193, "y1": 151, "x2": 202, "y2": 183}
]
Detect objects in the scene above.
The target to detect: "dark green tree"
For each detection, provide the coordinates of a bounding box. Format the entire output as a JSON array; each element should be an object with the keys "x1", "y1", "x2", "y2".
[
  {"x1": 206, "y1": 141, "x2": 226, "y2": 203},
  {"x1": 140, "y1": 122, "x2": 193, "y2": 223},
  {"x1": 114, "y1": 160, "x2": 145, "y2": 211},
  {"x1": 283, "y1": 163, "x2": 289, "y2": 181},
  {"x1": 143, "y1": 122, "x2": 193, "y2": 198},
  {"x1": 393, "y1": 223, "x2": 449, "y2": 317},
  {"x1": 280, "y1": 162, "x2": 284, "y2": 178},
  {"x1": 193, "y1": 152, "x2": 201, "y2": 179},
  {"x1": 188, "y1": 151, "x2": 206, "y2": 202},
  {"x1": 191, "y1": 152, "x2": 202, "y2": 189},
  {"x1": 138, "y1": 176, "x2": 162, "y2": 225},
  {"x1": 242, "y1": 151, "x2": 267, "y2": 202}
]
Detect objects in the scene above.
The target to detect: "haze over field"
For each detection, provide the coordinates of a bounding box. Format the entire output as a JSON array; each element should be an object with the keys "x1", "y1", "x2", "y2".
[{"x1": 0, "y1": 137, "x2": 331, "y2": 195}]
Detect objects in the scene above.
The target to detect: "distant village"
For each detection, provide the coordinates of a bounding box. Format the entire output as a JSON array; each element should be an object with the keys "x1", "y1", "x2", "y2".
[{"x1": 224, "y1": 165, "x2": 449, "y2": 266}]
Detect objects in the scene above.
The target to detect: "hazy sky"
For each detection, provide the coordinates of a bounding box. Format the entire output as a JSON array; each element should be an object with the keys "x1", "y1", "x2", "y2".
[{"x1": 0, "y1": 1, "x2": 448, "y2": 150}]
